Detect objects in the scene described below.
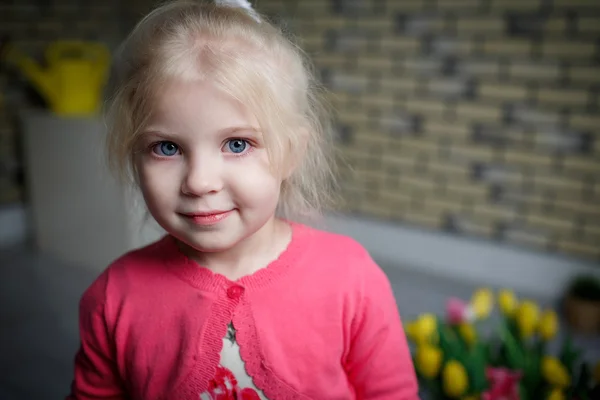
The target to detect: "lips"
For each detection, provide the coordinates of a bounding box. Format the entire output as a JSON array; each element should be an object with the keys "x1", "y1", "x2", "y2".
[{"x1": 179, "y1": 210, "x2": 233, "y2": 226}]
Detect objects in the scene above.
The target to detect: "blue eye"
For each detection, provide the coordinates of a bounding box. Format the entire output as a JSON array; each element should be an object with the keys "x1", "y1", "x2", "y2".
[
  {"x1": 227, "y1": 139, "x2": 248, "y2": 154},
  {"x1": 153, "y1": 141, "x2": 179, "y2": 156}
]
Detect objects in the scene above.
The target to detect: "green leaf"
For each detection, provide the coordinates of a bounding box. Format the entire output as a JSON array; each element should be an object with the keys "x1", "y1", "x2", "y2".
[
  {"x1": 559, "y1": 335, "x2": 583, "y2": 377},
  {"x1": 499, "y1": 323, "x2": 526, "y2": 370},
  {"x1": 437, "y1": 323, "x2": 463, "y2": 362},
  {"x1": 575, "y1": 362, "x2": 591, "y2": 392}
]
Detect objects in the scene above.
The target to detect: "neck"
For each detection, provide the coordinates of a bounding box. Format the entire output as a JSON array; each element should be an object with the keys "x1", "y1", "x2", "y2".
[{"x1": 178, "y1": 217, "x2": 292, "y2": 280}]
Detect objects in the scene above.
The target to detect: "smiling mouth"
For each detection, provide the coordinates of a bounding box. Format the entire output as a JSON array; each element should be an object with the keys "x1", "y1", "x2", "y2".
[{"x1": 179, "y1": 210, "x2": 233, "y2": 226}]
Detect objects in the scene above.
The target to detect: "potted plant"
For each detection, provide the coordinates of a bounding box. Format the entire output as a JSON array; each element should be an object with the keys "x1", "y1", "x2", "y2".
[
  {"x1": 405, "y1": 288, "x2": 600, "y2": 400},
  {"x1": 563, "y1": 275, "x2": 600, "y2": 335}
]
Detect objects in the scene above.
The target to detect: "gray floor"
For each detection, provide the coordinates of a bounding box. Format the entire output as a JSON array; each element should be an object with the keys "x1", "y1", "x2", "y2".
[{"x1": 1, "y1": 243, "x2": 599, "y2": 400}]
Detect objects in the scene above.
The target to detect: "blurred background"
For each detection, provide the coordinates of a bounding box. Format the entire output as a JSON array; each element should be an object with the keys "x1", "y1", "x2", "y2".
[{"x1": 0, "y1": 0, "x2": 599, "y2": 399}]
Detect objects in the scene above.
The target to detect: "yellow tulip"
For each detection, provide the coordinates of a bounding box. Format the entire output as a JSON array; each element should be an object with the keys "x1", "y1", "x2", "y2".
[
  {"x1": 462, "y1": 396, "x2": 479, "y2": 400},
  {"x1": 515, "y1": 300, "x2": 539, "y2": 338},
  {"x1": 538, "y1": 309, "x2": 559, "y2": 341},
  {"x1": 546, "y1": 388, "x2": 565, "y2": 400},
  {"x1": 406, "y1": 313, "x2": 437, "y2": 345},
  {"x1": 442, "y1": 360, "x2": 469, "y2": 398},
  {"x1": 458, "y1": 323, "x2": 477, "y2": 346},
  {"x1": 415, "y1": 344, "x2": 443, "y2": 379},
  {"x1": 541, "y1": 356, "x2": 571, "y2": 388},
  {"x1": 470, "y1": 288, "x2": 494, "y2": 319},
  {"x1": 498, "y1": 289, "x2": 518, "y2": 317}
]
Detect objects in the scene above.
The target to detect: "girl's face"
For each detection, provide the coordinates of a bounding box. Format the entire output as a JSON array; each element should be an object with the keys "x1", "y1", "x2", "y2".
[{"x1": 135, "y1": 80, "x2": 283, "y2": 256}]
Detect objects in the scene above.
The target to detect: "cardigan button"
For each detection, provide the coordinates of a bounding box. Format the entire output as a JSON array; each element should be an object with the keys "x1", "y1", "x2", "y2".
[{"x1": 227, "y1": 285, "x2": 244, "y2": 300}]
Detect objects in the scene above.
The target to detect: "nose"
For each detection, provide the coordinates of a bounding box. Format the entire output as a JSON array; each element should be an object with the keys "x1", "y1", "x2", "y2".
[{"x1": 181, "y1": 154, "x2": 223, "y2": 196}]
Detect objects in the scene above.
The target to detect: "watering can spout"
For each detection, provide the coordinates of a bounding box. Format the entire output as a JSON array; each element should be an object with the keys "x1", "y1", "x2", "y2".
[
  {"x1": 1, "y1": 37, "x2": 110, "y2": 116},
  {"x1": 15, "y1": 57, "x2": 56, "y2": 105}
]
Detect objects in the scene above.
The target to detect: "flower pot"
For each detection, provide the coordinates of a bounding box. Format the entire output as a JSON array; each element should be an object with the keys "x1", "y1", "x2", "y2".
[{"x1": 563, "y1": 294, "x2": 600, "y2": 335}]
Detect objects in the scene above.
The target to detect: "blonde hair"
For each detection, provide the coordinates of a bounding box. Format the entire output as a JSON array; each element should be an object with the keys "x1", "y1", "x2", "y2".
[{"x1": 104, "y1": 0, "x2": 337, "y2": 222}]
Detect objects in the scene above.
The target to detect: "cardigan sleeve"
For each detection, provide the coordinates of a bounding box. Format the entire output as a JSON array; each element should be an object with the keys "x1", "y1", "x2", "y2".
[
  {"x1": 66, "y1": 271, "x2": 128, "y2": 399},
  {"x1": 344, "y1": 253, "x2": 420, "y2": 400}
]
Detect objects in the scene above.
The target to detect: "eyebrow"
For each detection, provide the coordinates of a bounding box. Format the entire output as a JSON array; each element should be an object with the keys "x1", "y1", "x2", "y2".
[{"x1": 141, "y1": 125, "x2": 260, "y2": 138}]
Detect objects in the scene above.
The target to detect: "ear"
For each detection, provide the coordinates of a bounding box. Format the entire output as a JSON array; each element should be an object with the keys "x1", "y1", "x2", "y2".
[{"x1": 282, "y1": 127, "x2": 309, "y2": 180}]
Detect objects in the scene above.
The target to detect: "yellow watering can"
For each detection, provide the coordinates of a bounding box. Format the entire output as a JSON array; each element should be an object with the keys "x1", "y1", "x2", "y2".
[{"x1": 1, "y1": 38, "x2": 110, "y2": 116}]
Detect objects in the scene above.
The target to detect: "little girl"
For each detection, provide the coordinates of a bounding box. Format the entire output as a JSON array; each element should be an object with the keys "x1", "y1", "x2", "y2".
[{"x1": 68, "y1": 0, "x2": 419, "y2": 399}]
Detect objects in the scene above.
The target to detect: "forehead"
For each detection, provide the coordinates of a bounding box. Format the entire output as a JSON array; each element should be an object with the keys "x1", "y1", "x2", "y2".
[{"x1": 148, "y1": 79, "x2": 260, "y2": 133}]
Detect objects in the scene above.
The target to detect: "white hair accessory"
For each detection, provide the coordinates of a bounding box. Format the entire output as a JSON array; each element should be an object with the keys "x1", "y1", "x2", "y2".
[{"x1": 215, "y1": 0, "x2": 261, "y2": 22}]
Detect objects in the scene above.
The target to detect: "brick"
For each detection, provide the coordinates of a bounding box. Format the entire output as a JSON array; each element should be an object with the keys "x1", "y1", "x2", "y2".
[
  {"x1": 555, "y1": 198, "x2": 600, "y2": 217},
  {"x1": 423, "y1": 120, "x2": 471, "y2": 139},
  {"x1": 479, "y1": 83, "x2": 528, "y2": 101},
  {"x1": 353, "y1": 168, "x2": 386, "y2": 186},
  {"x1": 380, "y1": 77, "x2": 418, "y2": 94},
  {"x1": 490, "y1": 0, "x2": 542, "y2": 11},
  {"x1": 296, "y1": 1, "x2": 334, "y2": 13},
  {"x1": 399, "y1": 137, "x2": 438, "y2": 155},
  {"x1": 579, "y1": 18, "x2": 600, "y2": 35},
  {"x1": 527, "y1": 213, "x2": 574, "y2": 232},
  {"x1": 455, "y1": 102, "x2": 502, "y2": 122},
  {"x1": 533, "y1": 174, "x2": 583, "y2": 192},
  {"x1": 356, "y1": 55, "x2": 394, "y2": 71},
  {"x1": 301, "y1": 34, "x2": 325, "y2": 51},
  {"x1": 312, "y1": 53, "x2": 347, "y2": 68},
  {"x1": 511, "y1": 105, "x2": 561, "y2": 127},
  {"x1": 504, "y1": 151, "x2": 553, "y2": 168},
  {"x1": 403, "y1": 57, "x2": 442, "y2": 76},
  {"x1": 361, "y1": 93, "x2": 396, "y2": 109},
  {"x1": 553, "y1": 0, "x2": 600, "y2": 7},
  {"x1": 379, "y1": 37, "x2": 420, "y2": 53},
  {"x1": 313, "y1": 17, "x2": 347, "y2": 30},
  {"x1": 541, "y1": 41, "x2": 596, "y2": 59},
  {"x1": 402, "y1": 15, "x2": 446, "y2": 36},
  {"x1": 446, "y1": 182, "x2": 490, "y2": 201},
  {"x1": 543, "y1": 18, "x2": 567, "y2": 35},
  {"x1": 336, "y1": 109, "x2": 369, "y2": 126},
  {"x1": 426, "y1": 78, "x2": 470, "y2": 99},
  {"x1": 405, "y1": 98, "x2": 448, "y2": 118},
  {"x1": 329, "y1": 72, "x2": 370, "y2": 93},
  {"x1": 400, "y1": 174, "x2": 438, "y2": 192},
  {"x1": 358, "y1": 202, "x2": 394, "y2": 219},
  {"x1": 568, "y1": 66, "x2": 600, "y2": 85},
  {"x1": 533, "y1": 130, "x2": 587, "y2": 154},
  {"x1": 558, "y1": 240, "x2": 599, "y2": 259},
  {"x1": 456, "y1": 17, "x2": 504, "y2": 35},
  {"x1": 536, "y1": 88, "x2": 589, "y2": 108},
  {"x1": 380, "y1": 113, "x2": 418, "y2": 134},
  {"x1": 458, "y1": 60, "x2": 501, "y2": 78},
  {"x1": 509, "y1": 61, "x2": 560, "y2": 82},
  {"x1": 569, "y1": 114, "x2": 600, "y2": 133},
  {"x1": 355, "y1": 17, "x2": 394, "y2": 31},
  {"x1": 563, "y1": 156, "x2": 600, "y2": 173},
  {"x1": 484, "y1": 39, "x2": 533, "y2": 57},
  {"x1": 332, "y1": 30, "x2": 369, "y2": 52},
  {"x1": 385, "y1": 0, "x2": 427, "y2": 12},
  {"x1": 382, "y1": 153, "x2": 417, "y2": 169},
  {"x1": 430, "y1": 37, "x2": 475, "y2": 56},
  {"x1": 473, "y1": 203, "x2": 517, "y2": 220},
  {"x1": 424, "y1": 197, "x2": 465, "y2": 215},
  {"x1": 403, "y1": 210, "x2": 442, "y2": 229},
  {"x1": 436, "y1": 0, "x2": 482, "y2": 10},
  {"x1": 451, "y1": 143, "x2": 496, "y2": 162},
  {"x1": 504, "y1": 227, "x2": 549, "y2": 248}
]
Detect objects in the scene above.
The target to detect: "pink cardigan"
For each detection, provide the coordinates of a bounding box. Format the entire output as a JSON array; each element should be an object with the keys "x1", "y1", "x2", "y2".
[{"x1": 67, "y1": 223, "x2": 419, "y2": 399}]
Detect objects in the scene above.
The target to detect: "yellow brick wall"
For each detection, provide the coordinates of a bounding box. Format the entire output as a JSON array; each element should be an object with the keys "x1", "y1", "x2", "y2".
[{"x1": 257, "y1": 0, "x2": 600, "y2": 262}]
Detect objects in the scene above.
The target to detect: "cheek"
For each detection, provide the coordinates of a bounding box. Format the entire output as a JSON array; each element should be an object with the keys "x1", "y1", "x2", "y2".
[
  {"x1": 136, "y1": 160, "x2": 181, "y2": 200},
  {"x1": 229, "y1": 159, "x2": 281, "y2": 203}
]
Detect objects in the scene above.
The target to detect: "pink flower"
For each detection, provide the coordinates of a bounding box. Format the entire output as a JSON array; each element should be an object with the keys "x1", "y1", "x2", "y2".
[
  {"x1": 446, "y1": 297, "x2": 471, "y2": 325},
  {"x1": 482, "y1": 367, "x2": 523, "y2": 400}
]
